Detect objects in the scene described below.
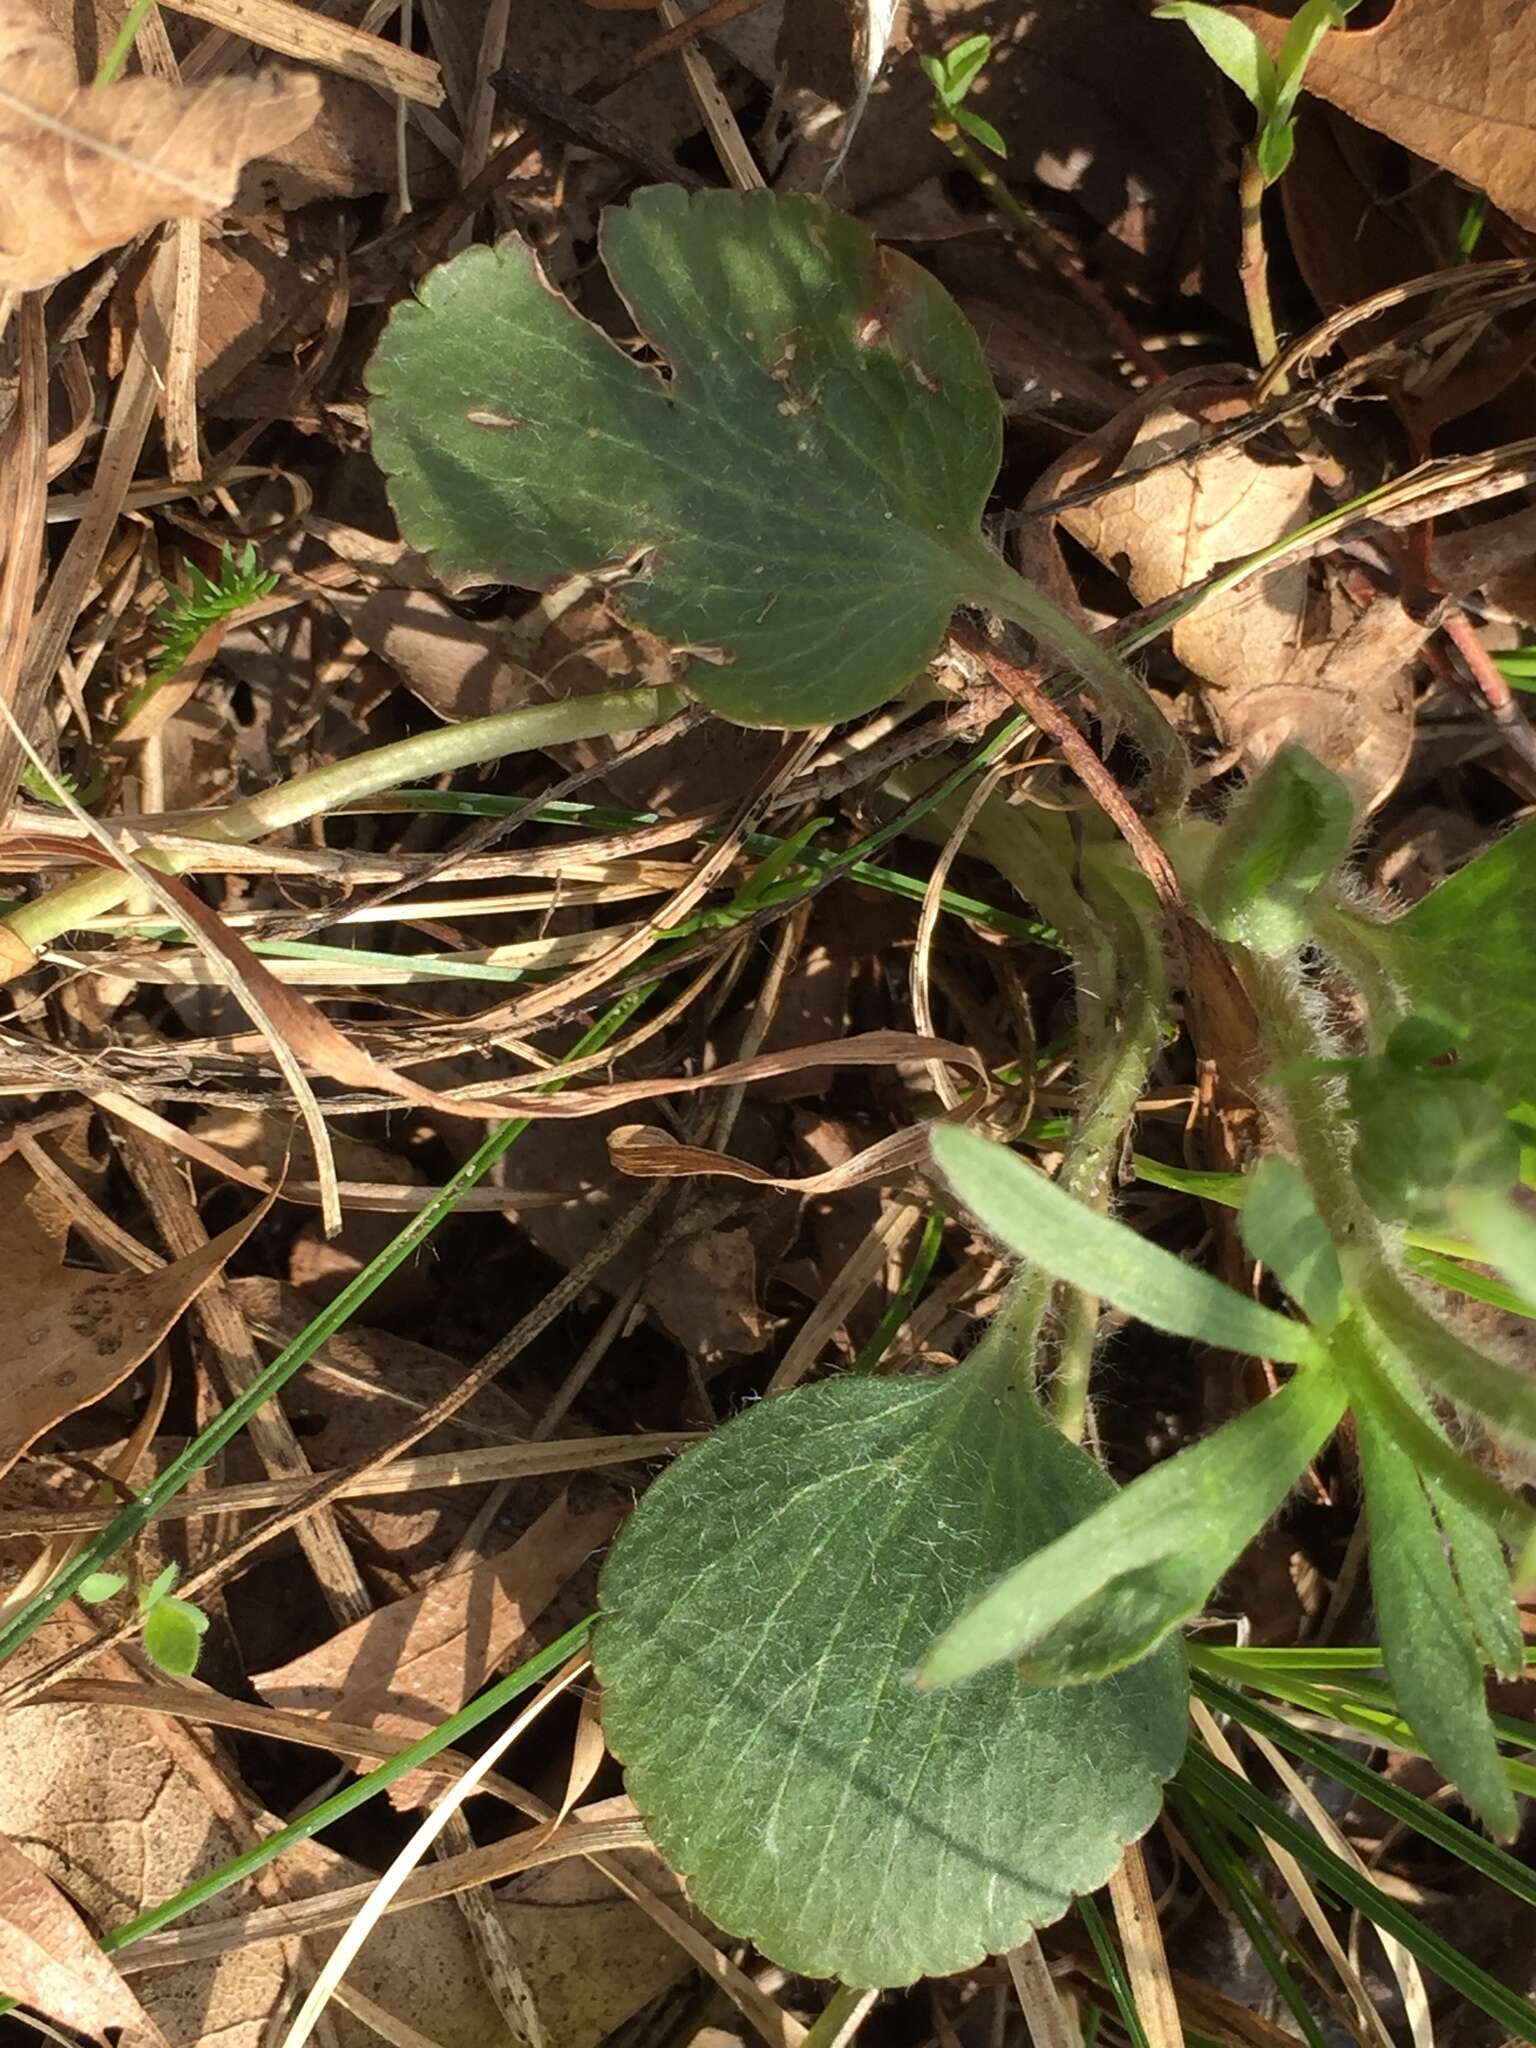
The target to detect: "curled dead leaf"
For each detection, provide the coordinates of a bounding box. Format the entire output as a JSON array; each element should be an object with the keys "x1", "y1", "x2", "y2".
[
  {"x1": 1036, "y1": 385, "x2": 1420, "y2": 810},
  {"x1": 0, "y1": 0, "x2": 319, "y2": 291}
]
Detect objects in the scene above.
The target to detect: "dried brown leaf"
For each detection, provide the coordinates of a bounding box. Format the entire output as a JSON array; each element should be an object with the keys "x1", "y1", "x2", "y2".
[
  {"x1": 0, "y1": 0, "x2": 319, "y2": 290},
  {"x1": 0, "y1": 1830, "x2": 154, "y2": 2038},
  {"x1": 253, "y1": 1493, "x2": 621, "y2": 1802},
  {"x1": 1045, "y1": 391, "x2": 1420, "y2": 808},
  {"x1": 1237, "y1": 0, "x2": 1536, "y2": 234},
  {"x1": 0, "y1": 1157, "x2": 266, "y2": 1482},
  {"x1": 0, "y1": 1592, "x2": 640, "y2": 2048}
]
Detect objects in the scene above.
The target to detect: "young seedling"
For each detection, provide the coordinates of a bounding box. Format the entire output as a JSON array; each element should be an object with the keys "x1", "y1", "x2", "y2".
[
  {"x1": 1154, "y1": 0, "x2": 1353, "y2": 368},
  {"x1": 118, "y1": 541, "x2": 280, "y2": 733},
  {"x1": 79, "y1": 1561, "x2": 211, "y2": 1678},
  {"x1": 362, "y1": 184, "x2": 1536, "y2": 1974}
]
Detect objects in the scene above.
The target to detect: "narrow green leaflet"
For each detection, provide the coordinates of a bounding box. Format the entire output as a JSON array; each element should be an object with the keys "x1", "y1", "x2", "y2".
[
  {"x1": 920, "y1": 1362, "x2": 1347, "y2": 1688},
  {"x1": 369, "y1": 187, "x2": 1007, "y2": 728},
  {"x1": 1348, "y1": 814, "x2": 1536, "y2": 1113},
  {"x1": 1354, "y1": 1387, "x2": 1518, "y2": 1840},
  {"x1": 932, "y1": 1127, "x2": 1314, "y2": 1363},
  {"x1": 1151, "y1": 2, "x2": 1274, "y2": 112},
  {"x1": 1273, "y1": 0, "x2": 1349, "y2": 126},
  {"x1": 1239, "y1": 1158, "x2": 1342, "y2": 1329},
  {"x1": 1199, "y1": 744, "x2": 1354, "y2": 957},
  {"x1": 596, "y1": 1346, "x2": 1187, "y2": 1987},
  {"x1": 1452, "y1": 1187, "x2": 1536, "y2": 1306},
  {"x1": 1359, "y1": 1342, "x2": 1524, "y2": 1676}
]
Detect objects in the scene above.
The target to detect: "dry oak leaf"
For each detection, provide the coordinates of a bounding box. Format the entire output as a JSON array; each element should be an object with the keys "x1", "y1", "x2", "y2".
[
  {"x1": 0, "y1": 0, "x2": 318, "y2": 290},
  {"x1": 1237, "y1": 0, "x2": 1536, "y2": 233},
  {"x1": 0, "y1": 1829, "x2": 154, "y2": 2040},
  {"x1": 0, "y1": 1154, "x2": 265, "y2": 1481},
  {"x1": 1050, "y1": 397, "x2": 1419, "y2": 810}
]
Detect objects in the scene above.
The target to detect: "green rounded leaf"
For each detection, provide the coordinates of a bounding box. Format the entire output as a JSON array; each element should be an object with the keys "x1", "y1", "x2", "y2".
[
  {"x1": 596, "y1": 1361, "x2": 1188, "y2": 1987},
  {"x1": 368, "y1": 187, "x2": 1005, "y2": 729},
  {"x1": 143, "y1": 1598, "x2": 209, "y2": 1679}
]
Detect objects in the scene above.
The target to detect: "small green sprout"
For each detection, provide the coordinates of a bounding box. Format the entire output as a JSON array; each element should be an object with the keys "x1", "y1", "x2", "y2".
[
  {"x1": 1153, "y1": 0, "x2": 1349, "y2": 185},
  {"x1": 920, "y1": 33, "x2": 1006, "y2": 159},
  {"x1": 119, "y1": 540, "x2": 279, "y2": 731},
  {"x1": 79, "y1": 1559, "x2": 211, "y2": 1677}
]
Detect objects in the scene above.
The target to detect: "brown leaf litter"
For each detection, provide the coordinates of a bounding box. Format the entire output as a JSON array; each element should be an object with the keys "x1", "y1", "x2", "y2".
[
  {"x1": 254, "y1": 1491, "x2": 621, "y2": 1804},
  {"x1": 0, "y1": 1827, "x2": 154, "y2": 2039},
  {"x1": 0, "y1": 0, "x2": 318, "y2": 291},
  {"x1": 0, "y1": 1153, "x2": 265, "y2": 1483},
  {"x1": 1026, "y1": 380, "x2": 1423, "y2": 811}
]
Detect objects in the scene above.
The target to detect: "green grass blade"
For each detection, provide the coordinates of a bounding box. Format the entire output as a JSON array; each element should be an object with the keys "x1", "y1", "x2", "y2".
[
  {"x1": 1191, "y1": 1670, "x2": 1536, "y2": 1910},
  {"x1": 0, "y1": 984, "x2": 654, "y2": 1669},
  {"x1": 1182, "y1": 1749, "x2": 1536, "y2": 2045}
]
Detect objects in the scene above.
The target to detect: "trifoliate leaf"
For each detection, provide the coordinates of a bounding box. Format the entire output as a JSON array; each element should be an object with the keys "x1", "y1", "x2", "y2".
[
  {"x1": 596, "y1": 1345, "x2": 1188, "y2": 1987},
  {"x1": 368, "y1": 186, "x2": 1009, "y2": 729}
]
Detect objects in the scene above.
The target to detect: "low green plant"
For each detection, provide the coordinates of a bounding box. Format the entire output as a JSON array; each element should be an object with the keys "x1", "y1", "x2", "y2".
[
  {"x1": 358, "y1": 184, "x2": 1536, "y2": 1987},
  {"x1": 1154, "y1": 0, "x2": 1356, "y2": 369},
  {"x1": 78, "y1": 1560, "x2": 211, "y2": 1678},
  {"x1": 920, "y1": 33, "x2": 1006, "y2": 158},
  {"x1": 118, "y1": 540, "x2": 279, "y2": 732}
]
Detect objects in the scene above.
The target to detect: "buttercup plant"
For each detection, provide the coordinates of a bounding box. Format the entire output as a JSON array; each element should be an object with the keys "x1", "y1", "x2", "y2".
[{"x1": 365, "y1": 186, "x2": 1535, "y2": 1985}]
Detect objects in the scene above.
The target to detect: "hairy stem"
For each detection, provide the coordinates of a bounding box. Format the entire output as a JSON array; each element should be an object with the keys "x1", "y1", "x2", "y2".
[
  {"x1": 2, "y1": 683, "x2": 686, "y2": 966},
  {"x1": 967, "y1": 552, "x2": 1191, "y2": 825}
]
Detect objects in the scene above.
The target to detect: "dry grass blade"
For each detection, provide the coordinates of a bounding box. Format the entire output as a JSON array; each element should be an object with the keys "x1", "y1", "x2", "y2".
[
  {"x1": 1005, "y1": 1934, "x2": 1082, "y2": 2048},
  {"x1": 1237, "y1": 1717, "x2": 1433, "y2": 2048},
  {"x1": 0, "y1": 733, "x2": 345, "y2": 1233},
  {"x1": 0, "y1": 1435, "x2": 693, "y2": 1537},
  {"x1": 276, "y1": 1653, "x2": 591, "y2": 2048},
  {"x1": 0, "y1": 0, "x2": 318, "y2": 291},
  {"x1": 0, "y1": 293, "x2": 47, "y2": 787},
  {"x1": 0, "y1": 1830, "x2": 158, "y2": 2038},
  {"x1": 1190, "y1": 1701, "x2": 1397, "y2": 2048},
  {"x1": 1108, "y1": 1845, "x2": 1184, "y2": 2048},
  {"x1": 161, "y1": 0, "x2": 442, "y2": 102}
]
